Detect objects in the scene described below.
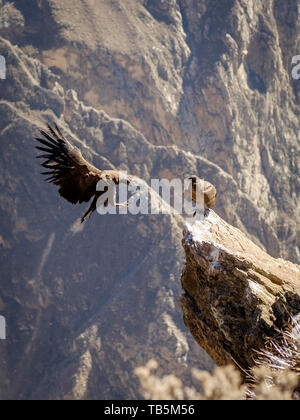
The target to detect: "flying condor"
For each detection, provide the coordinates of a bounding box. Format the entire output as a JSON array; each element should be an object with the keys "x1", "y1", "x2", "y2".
[{"x1": 35, "y1": 124, "x2": 133, "y2": 223}]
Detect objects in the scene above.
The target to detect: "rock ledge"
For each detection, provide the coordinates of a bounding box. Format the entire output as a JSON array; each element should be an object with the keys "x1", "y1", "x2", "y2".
[{"x1": 180, "y1": 212, "x2": 300, "y2": 371}]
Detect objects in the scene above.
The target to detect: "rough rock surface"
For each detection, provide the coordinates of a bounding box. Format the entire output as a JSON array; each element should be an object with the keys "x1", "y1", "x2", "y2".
[{"x1": 180, "y1": 212, "x2": 300, "y2": 371}]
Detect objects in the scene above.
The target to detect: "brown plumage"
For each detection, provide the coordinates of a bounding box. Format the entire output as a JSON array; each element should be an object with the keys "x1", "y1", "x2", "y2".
[
  {"x1": 35, "y1": 124, "x2": 132, "y2": 223},
  {"x1": 189, "y1": 176, "x2": 217, "y2": 209}
]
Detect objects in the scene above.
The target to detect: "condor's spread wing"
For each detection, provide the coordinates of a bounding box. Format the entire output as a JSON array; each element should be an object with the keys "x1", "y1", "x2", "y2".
[{"x1": 35, "y1": 124, "x2": 121, "y2": 205}]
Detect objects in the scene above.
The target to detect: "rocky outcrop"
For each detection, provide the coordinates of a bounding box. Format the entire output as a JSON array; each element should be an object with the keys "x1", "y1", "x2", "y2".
[{"x1": 180, "y1": 212, "x2": 300, "y2": 372}]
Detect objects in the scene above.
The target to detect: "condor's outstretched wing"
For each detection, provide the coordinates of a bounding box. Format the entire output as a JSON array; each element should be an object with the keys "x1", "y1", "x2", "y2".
[{"x1": 35, "y1": 124, "x2": 121, "y2": 206}]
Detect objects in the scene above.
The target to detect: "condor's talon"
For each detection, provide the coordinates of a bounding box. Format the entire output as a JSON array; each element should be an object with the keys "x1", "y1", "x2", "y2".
[{"x1": 114, "y1": 201, "x2": 129, "y2": 208}]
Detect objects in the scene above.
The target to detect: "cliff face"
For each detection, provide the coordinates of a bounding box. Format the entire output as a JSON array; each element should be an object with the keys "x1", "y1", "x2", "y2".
[
  {"x1": 180, "y1": 212, "x2": 300, "y2": 371},
  {"x1": 0, "y1": 34, "x2": 214, "y2": 400},
  {"x1": 5, "y1": 0, "x2": 297, "y2": 262},
  {"x1": 0, "y1": 0, "x2": 299, "y2": 399}
]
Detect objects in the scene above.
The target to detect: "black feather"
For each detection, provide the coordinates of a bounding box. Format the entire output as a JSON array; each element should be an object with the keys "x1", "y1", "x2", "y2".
[
  {"x1": 47, "y1": 124, "x2": 61, "y2": 141},
  {"x1": 36, "y1": 137, "x2": 56, "y2": 149},
  {"x1": 35, "y1": 146, "x2": 54, "y2": 154},
  {"x1": 36, "y1": 154, "x2": 52, "y2": 159},
  {"x1": 41, "y1": 171, "x2": 54, "y2": 175},
  {"x1": 54, "y1": 123, "x2": 65, "y2": 140},
  {"x1": 39, "y1": 131, "x2": 59, "y2": 146}
]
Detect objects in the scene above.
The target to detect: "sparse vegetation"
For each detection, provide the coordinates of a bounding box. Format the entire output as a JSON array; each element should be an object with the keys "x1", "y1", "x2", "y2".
[{"x1": 136, "y1": 320, "x2": 300, "y2": 400}]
